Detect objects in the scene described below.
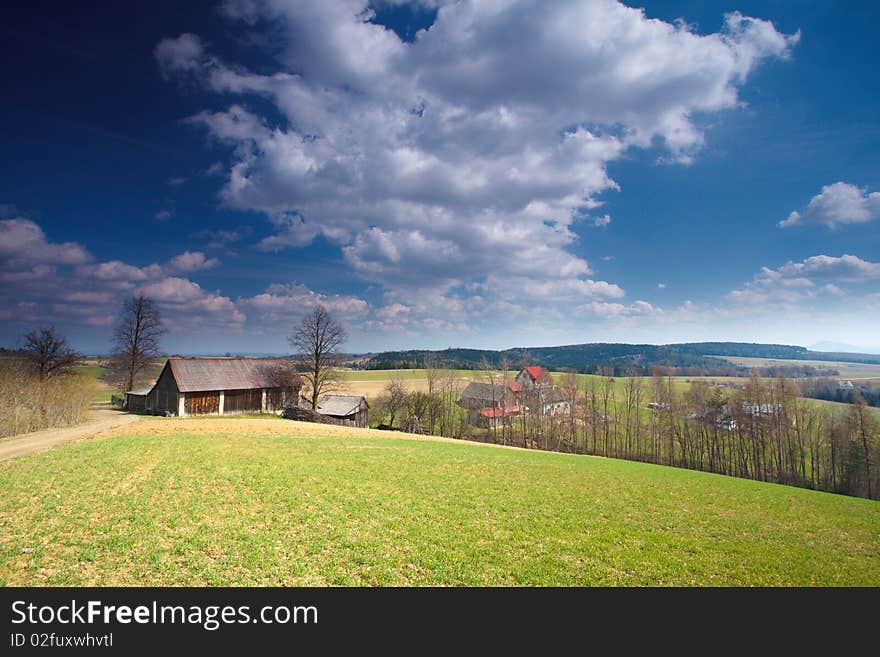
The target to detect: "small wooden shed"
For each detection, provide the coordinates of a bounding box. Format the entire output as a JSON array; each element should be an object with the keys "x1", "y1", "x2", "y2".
[
  {"x1": 314, "y1": 395, "x2": 370, "y2": 428},
  {"x1": 140, "y1": 357, "x2": 301, "y2": 416},
  {"x1": 124, "y1": 387, "x2": 151, "y2": 412}
]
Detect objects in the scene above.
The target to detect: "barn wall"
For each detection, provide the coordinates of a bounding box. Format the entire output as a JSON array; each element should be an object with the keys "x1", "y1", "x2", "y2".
[
  {"x1": 224, "y1": 389, "x2": 263, "y2": 414},
  {"x1": 126, "y1": 394, "x2": 146, "y2": 412},
  {"x1": 149, "y1": 365, "x2": 179, "y2": 415},
  {"x1": 266, "y1": 386, "x2": 297, "y2": 413},
  {"x1": 185, "y1": 391, "x2": 220, "y2": 415},
  {"x1": 330, "y1": 406, "x2": 369, "y2": 428}
]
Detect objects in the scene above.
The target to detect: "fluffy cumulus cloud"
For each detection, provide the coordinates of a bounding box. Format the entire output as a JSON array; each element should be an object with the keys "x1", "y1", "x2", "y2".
[
  {"x1": 241, "y1": 283, "x2": 369, "y2": 326},
  {"x1": 157, "y1": 0, "x2": 797, "y2": 328},
  {"x1": 0, "y1": 215, "x2": 243, "y2": 331},
  {"x1": 136, "y1": 277, "x2": 246, "y2": 328},
  {"x1": 0, "y1": 218, "x2": 92, "y2": 271},
  {"x1": 166, "y1": 250, "x2": 220, "y2": 274},
  {"x1": 726, "y1": 254, "x2": 880, "y2": 308},
  {"x1": 779, "y1": 182, "x2": 880, "y2": 228}
]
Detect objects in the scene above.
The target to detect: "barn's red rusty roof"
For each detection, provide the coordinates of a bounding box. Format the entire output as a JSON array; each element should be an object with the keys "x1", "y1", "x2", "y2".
[
  {"x1": 166, "y1": 357, "x2": 300, "y2": 393},
  {"x1": 478, "y1": 405, "x2": 524, "y2": 418},
  {"x1": 523, "y1": 365, "x2": 549, "y2": 381}
]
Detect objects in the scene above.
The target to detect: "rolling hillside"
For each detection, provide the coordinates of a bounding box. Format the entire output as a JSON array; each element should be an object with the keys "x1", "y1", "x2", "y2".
[
  {"x1": 1, "y1": 417, "x2": 877, "y2": 586},
  {"x1": 359, "y1": 341, "x2": 880, "y2": 374}
]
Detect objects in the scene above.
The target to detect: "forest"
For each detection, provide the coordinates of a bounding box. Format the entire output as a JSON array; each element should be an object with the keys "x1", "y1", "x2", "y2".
[{"x1": 360, "y1": 341, "x2": 877, "y2": 373}]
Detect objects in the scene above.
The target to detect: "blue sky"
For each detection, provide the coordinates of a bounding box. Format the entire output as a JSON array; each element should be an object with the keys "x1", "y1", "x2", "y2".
[{"x1": 1, "y1": 0, "x2": 879, "y2": 355}]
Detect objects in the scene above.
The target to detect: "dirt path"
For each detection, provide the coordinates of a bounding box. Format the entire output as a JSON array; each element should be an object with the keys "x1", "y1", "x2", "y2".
[{"x1": 0, "y1": 404, "x2": 140, "y2": 462}]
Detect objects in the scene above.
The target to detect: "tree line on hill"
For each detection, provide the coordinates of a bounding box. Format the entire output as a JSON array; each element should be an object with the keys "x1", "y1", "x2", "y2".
[
  {"x1": 799, "y1": 378, "x2": 880, "y2": 408},
  {"x1": 370, "y1": 366, "x2": 879, "y2": 501},
  {"x1": 360, "y1": 342, "x2": 849, "y2": 377}
]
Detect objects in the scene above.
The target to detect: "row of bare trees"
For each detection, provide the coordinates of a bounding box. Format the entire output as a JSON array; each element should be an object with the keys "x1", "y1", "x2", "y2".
[
  {"x1": 371, "y1": 364, "x2": 879, "y2": 501},
  {"x1": 0, "y1": 327, "x2": 97, "y2": 437},
  {"x1": 566, "y1": 371, "x2": 878, "y2": 500}
]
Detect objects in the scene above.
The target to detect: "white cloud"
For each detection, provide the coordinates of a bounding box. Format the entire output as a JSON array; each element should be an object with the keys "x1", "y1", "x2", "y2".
[
  {"x1": 166, "y1": 250, "x2": 220, "y2": 274},
  {"x1": 154, "y1": 209, "x2": 173, "y2": 221},
  {"x1": 576, "y1": 300, "x2": 660, "y2": 318},
  {"x1": 0, "y1": 218, "x2": 92, "y2": 267},
  {"x1": 726, "y1": 254, "x2": 880, "y2": 308},
  {"x1": 776, "y1": 254, "x2": 880, "y2": 281},
  {"x1": 241, "y1": 282, "x2": 369, "y2": 325},
  {"x1": 137, "y1": 277, "x2": 246, "y2": 326},
  {"x1": 0, "y1": 218, "x2": 242, "y2": 332},
  {"x1": 779, "y1": 182, "x2": 880, "y2": 228},
  {"x1": 155, "y1": 32, "x2": 206, "y2": 77},
  {"x1": 159, "y1": 0, "x2": 797, "y2": 322}
]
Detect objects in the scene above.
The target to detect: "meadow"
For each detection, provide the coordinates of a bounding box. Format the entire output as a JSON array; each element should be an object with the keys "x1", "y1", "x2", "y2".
[
  {"x1": 0, "y1": 417, "x2": 877, "y2": 586},
  {"x1": 722, "y1": 356, "x2": 880, "y2": 380}
]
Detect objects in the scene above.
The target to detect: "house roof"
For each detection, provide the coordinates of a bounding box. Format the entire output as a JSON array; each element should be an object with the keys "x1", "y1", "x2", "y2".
[
  {"x1": 507, "y1": 381, "x2": 524, "y2": 394},
  {"x1": 460, "y1": 381, "x2": 508, "y2": 401},
  {"x1": 478, "y1": 405, "x2": 524, "y2": 418},
  {"x1": 540, "y1": 387, "x2": 570, "y2": 403},
  {"x1": 166, "y1": 357, "x2": 301, "y2": 393},
  {"x1": 125, "y1": 387, "x2": 152, "y2": 396},
  {"x1": 522, "y1": 365, "x2": 549, "y2": 381},
  {"x1": 316, "y1": 394, "x2": 367, "y2": 417}
]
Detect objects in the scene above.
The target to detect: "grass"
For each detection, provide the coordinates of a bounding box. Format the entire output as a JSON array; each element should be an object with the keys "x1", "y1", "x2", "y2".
[
  {"x1": 0, "y1": 417, "x2": 877, "y2": 586},
  {"x1": 341, "y1": 368, "x2": 484, "y2": 381},
  {"x1": 75, "y1": 363, "x2": 114, "y2": 403},
  {"x1": 721, "y1": 356, "x2": 880, "y2": 379}
]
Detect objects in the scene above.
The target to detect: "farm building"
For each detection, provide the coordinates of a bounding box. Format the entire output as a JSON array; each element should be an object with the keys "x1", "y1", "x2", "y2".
[
  {"x1": 457, "y1": 367, "x2": 571, "y2": 428},
  {"x1": 536, "y1": 385, "x2": 571, "y2": 416},
  {"x1": 133, "y1": 357, "x2": 301, "y2": 416},
  {"x1": 313, "y1": 395, "x2": 369, "y2": 428},
  {"x1": 474, "y1": 405, "x2": 525, "y2": 429},
  {"x1": 124, "y1": 387, "x2": 151, "y2": 412},
  {"x1": 458, "y1": 381, "x2": 517, "y2": 410},
  {"x1": 515, "y1": 365, "x2": 553, "y2": 391}
]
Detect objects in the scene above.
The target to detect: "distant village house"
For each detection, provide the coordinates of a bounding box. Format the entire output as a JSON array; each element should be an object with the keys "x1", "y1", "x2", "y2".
[{"x1": 458, "y1": 366, "x2": 571, "y2": 428}]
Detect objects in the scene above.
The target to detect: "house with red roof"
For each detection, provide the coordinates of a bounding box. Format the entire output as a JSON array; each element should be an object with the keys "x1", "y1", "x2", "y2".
[
  {"x1": 514, "y1": 365, "x2": 553, "y2": 391},
  {"x1": 458, "y1": 366, "x2": 572, "y2": 428}
]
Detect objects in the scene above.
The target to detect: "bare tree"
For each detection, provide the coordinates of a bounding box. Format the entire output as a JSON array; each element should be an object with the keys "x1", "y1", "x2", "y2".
[
  {"x1": 383, "y1": 376, "x2": 408, "y2": 428},
  {"x1": 111, "y1": 294, "x2": 166, "y2": 393},
  {"x1": 22, "y1": 326, "x2": 81, "y2": 380},
  {"x1": 289, "y1": 305, "x2": 347, "y2": 410}
]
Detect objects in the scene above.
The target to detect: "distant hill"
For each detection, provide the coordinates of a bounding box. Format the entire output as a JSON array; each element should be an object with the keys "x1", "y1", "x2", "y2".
[
  {"x1": 810, "y1": 341, "x2": 880, "y2": 355},
  {"x1": 360, "y1": 341, "x2": 880, "y2": 374}
]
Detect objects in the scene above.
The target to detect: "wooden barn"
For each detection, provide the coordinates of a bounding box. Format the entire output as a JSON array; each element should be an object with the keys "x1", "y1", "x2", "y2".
[
  {"x1": 136, "y1": 357, "x2": 301, "y2": 416},
  {"x1": 314, "y1": 395, "x2": 369, "y2": 428}
]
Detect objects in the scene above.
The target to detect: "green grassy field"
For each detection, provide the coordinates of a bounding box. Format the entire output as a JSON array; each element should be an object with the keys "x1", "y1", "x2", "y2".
[
  {"x1": 721, "y1": 356, "x2": 880, "y2": 379},
  {"x1": 342, "y1": 368, "x2": 485, "y2": 381},
  {"x1": 1, "y1": 418, "x2": 877, "y2": 586},
  {"x1": 75, "y1": 363, "x2": 114, "y2": 402}
]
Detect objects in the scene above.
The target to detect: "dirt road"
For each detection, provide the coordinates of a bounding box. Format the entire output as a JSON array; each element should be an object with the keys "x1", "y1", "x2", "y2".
[{"x1": 0, "y1": 404, "x2": 140, "y2": 462}]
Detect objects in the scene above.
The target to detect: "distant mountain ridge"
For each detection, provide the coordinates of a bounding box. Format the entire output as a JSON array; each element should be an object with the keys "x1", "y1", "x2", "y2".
[{"x1": 360, "y1": 341, "x2": 880, "y2": 374}]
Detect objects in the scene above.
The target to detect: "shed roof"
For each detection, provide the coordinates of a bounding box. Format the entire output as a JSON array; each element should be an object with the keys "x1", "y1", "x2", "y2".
[
  {"x1": 125, "y1": 387, "x2": 152, "y2": 396},
  {"x1": 316, "y1": 395, "x2": 367, "y2": 417},
  {"x1": 460, "y1": 381, "x2": 508, "y2": 401},
  {"x1": 165, "y1": 357, "x2": 300, "y2": 393},
  {"x1": 478, "y1": 405, "x2": 524, "y2": 418},
  {"x1": 540, "y1": 386, "x2": 570, "y2": 404}
]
